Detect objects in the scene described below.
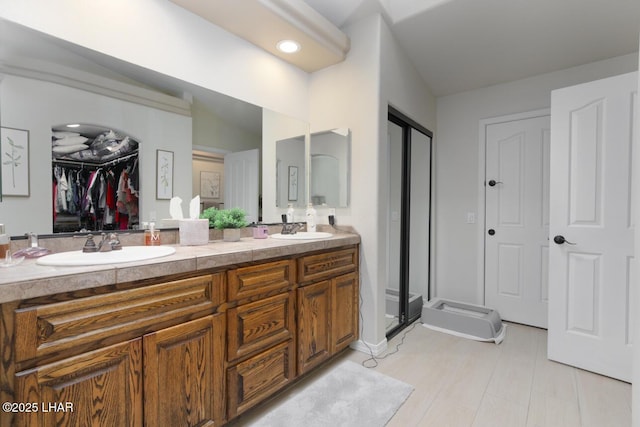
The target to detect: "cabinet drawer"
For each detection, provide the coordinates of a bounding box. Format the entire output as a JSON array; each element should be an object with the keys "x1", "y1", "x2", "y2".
[
  {"x1": 297, "y1": 247, "x2": 357, "y2": 284},
  {"x1": 228, "y1": 259, "x2": 295, "y2": 301},
  {"x1": 14, "y1": 273, "x2": 224, "y2": 363},
  {"x1": 227, "y1": 340, "x2": 296, "y2": 419},
  {"x1": 14, "y1": 339, "x2": 143, "y2": 427},
  {"x1": 227, "y1": 291, "x2": 295, "y2": 362}
]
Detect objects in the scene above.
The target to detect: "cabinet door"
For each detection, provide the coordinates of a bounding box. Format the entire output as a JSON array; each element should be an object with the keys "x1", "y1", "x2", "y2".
[
  {"x1": 144, "y1": 314, "x2": 225, "y2": 427},
  {"x1": 14, "y1": 339, "x2": 143, "y2": 427},
  {"x1": 331, "y1": 272, "x2": 359, "y2": 354},
  {"x1": 297, "y1": 280, "x2": 331, "y2": 375},
  {"x1": 227, "y1": 340, "x2": 295, "y2": 419}
]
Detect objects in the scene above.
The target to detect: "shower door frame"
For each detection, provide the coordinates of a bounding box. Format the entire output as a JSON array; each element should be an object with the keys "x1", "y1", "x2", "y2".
[{"x1": 387, "y1": 106, "x2": 433, "y2": 339}]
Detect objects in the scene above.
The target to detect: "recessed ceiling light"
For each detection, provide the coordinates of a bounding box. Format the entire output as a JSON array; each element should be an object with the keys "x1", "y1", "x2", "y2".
[
  {"x1": 66, "y1": 124, "x2": 80, "y2": 128},
  {"x1": 277, "y1": 40, "x2": 301, "y2": 54}
]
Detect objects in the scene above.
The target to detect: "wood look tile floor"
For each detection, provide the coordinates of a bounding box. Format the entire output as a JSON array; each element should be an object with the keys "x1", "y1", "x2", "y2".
[{"x1": 342, "y1": 322, "x2": 631, "y2": 427}]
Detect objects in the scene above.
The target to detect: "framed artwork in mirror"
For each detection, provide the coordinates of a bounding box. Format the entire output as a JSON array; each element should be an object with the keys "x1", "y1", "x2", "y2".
[
  {"x1": 200, "y1": 171, "x2": 220, "y2": 199},
  {"x1": 1, "y1": 127, "x2": 30, "y2": 197},
  {"x1": 156, "y1": 149, "x2": 173, "y2": 200},
  {"x1": 288, "y1": 166, "x2": 298, "y2": 201}
]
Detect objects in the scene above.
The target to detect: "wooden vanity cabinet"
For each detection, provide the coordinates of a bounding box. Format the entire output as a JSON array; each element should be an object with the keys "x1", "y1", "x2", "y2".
[
  {"x1": 2, "y1": 244, "x2": 359, "y2": 427},
  {"x1": 225, "y1": 260, "x2": 296, "y2": 420},
  {"x1": 297, "y1": 248, "x2": 359, "y2": 375},
  {"x1": 4, "y1": 273, "x2": 227, "y2": 427}
]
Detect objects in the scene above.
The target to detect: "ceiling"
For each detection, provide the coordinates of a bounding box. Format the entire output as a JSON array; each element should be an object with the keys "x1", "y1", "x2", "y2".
[
  {"x1": 169, "y1": 0, "x2": 350, "y2": 72},
  {"x1": 303, "y1": 0, "x2": 640, "y2": 96}
]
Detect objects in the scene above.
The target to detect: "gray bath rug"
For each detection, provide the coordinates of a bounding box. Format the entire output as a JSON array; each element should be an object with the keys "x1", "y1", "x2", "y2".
[{"x1": 246, "y1": 359, "x2": 413, "y2": 427}]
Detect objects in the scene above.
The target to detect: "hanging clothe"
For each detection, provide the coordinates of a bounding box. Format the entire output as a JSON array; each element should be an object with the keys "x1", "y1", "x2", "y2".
[{"x1": 51, "y1": 153, "x2": 139, "y2": 232}]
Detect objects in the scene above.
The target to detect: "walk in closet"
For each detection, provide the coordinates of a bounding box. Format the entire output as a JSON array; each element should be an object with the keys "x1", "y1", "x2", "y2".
[{"x1": 51, "y1": 125, "x2": 140, "y2": 233}]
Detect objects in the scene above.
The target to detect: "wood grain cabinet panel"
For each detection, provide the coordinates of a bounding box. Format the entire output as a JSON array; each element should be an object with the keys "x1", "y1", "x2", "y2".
[
  {"x1": 297, "y1": 248, "x2": 357, "y2": 284},
  {"x1": 14, "y1": 274, "x2": 224, "y2": 363},
  {"x1": 297, "y1": 280, "x2": 332, "y2": 375},
  {"x1": 227, "y1": 292, "x2": 295, "y2": 363},
  {"x1": 297, "y1": 248, "x2": 359, "y2": 376},
  {"x1": 14, "y1": 339, "x2": 143, "y2": 427},
  {"x1": 227, "y1": 340, "x2": 295, "y2": 418},
  {"x1": 228, "y1": 260, "x2": 295, "y2": 302},
  {"x1": 331, "y1": 272, "x2": 359, "y2": 354},
  {"x1": 144, "y1": 314, "x2": 226, "y2": 427}
]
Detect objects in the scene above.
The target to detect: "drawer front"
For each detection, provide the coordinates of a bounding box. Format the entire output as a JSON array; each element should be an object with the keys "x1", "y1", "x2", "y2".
[
  {"x1": 298, "y1": 247, "x2": 357, "y2": 284},
  {"x1": 228, "y1": 259, "x2": 295, "y2": 301},
  {"x1": 227, "y1": 291, "x2": 295, "y2": 362},
  {"x1": 14, "y1": 273, "x2": 224, "y2": 363},
  {"x1": 227, "y1": 340, "x2": 295, "y2": 419}
]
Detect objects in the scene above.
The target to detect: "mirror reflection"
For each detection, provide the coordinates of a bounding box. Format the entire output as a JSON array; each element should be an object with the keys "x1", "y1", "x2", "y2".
[
  {"x1": 52, "y1": 124, "x2": 140, "y2": 232},
  {"x1": 276, "y1": 135, "x2": 306, "y2": 208},
  {"x1": 0, "y1": 18, "x2": 308, "y2": 236},
  {"x1": 310, "y1": 128, "x2": 350, "y2": 208}
]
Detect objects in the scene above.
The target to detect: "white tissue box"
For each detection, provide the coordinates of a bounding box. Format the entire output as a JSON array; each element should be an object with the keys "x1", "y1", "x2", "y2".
[
  {"x1": 179, "y1": 219, "x2": 209, "y2": 246},
  {"x1": 161, "y1": 218, "x2": 180, "y2": 228}
]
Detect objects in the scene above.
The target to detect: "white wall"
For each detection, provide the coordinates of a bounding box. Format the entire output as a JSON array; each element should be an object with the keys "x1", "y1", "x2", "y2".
[
  {"x1": 309, "y1": 13, "x2": 436, "y2": 350},
  {"x1": 435, "y1": 53, "x2": 639, "y2": 304},
  {"x1": 309, "y1": 14, "x2": 383, "y2": 348},
  {"x1": 192, "y1": 100, "x2": 261, "y2": 153},
  {"x1": 0, "y1": 74, "x2": 192, "y2": 235},
  {"x1": 0, "y1": 0, "x2": 309, "y2": 122}
]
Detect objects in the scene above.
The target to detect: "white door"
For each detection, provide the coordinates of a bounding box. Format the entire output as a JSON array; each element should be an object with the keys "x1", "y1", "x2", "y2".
[
  {"x1": 485, "y1": 115, "x2": 550, "y2": 328},
  {"x1": 548, "y1": 72, "x2": 637, "y2": 382},
  {"x1": 224, "y1": 149, "x2": 259, "y2": 224}
]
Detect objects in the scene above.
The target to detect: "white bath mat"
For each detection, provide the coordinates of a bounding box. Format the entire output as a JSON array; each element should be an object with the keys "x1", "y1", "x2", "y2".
[{"x1": 245, "y1": 359, "x2": 413, "y2": 427}]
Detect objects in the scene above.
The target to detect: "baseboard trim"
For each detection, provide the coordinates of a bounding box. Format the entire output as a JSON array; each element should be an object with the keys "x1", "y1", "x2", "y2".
[{"x1": 350, "y1": 338, "x2": 388, "y2": 356}]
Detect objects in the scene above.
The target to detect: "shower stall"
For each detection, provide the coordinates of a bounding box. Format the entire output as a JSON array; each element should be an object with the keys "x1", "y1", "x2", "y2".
[{"x1": 385, "y1": 107, "x2": 432, "y2": 337}]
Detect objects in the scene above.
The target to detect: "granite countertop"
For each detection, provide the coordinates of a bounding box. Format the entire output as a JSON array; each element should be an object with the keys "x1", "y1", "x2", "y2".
[{"x1": 0, "y1": 232, "x2": 360, "y2": 304}]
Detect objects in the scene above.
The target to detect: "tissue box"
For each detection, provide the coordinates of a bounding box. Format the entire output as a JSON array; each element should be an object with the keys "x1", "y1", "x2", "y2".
[
  {"x1": 179, "y1": 219, "x2": 209, "y2": 246},
  {"x1": 161, "y1": 218, "x2": 180, "y2": 228}
]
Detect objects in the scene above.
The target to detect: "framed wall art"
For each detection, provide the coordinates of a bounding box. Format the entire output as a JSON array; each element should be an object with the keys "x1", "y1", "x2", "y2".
[
  {"x1": 200, "y1": 171, "x2": 220, "y2": 199},
  {"x1": 156, "y1": 149, "x2": 174, "y2": 200},
  {"x1": 1, "y1": 127, "x2": 30, "y2": 197},
  {"x1": 288, "y1": 166, "x2": 298, "y2": 201}
]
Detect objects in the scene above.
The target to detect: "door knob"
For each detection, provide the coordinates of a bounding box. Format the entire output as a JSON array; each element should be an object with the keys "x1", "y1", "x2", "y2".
[
  {"x1": 553, "y1": 235, "x2": 576, "y2": 245},
  {"x1": 488, "y1": 229, "x2": 495, "y2": 236},
  {"x1": 488, "y1": 180, "x2": 503, "y2": 187}
]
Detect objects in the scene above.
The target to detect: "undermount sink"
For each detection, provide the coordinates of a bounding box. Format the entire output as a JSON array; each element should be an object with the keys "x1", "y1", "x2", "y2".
[
  {"x1": 270, "y1": 231, "x2": 333, "y2": 240},
  {"x1": 36, "y1": 246, "x2": 176, "y2": 266}
]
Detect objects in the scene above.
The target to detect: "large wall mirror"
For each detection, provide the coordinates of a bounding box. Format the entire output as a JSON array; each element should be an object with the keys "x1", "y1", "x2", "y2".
[{"x1": 0, "y1": 18, "x2": 308, "y2": 236}]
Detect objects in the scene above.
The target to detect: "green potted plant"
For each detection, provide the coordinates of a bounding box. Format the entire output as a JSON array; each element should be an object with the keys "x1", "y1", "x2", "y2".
[
  {"x1": 213, "y1": 208, "x2": 248, "y2": 242},
  {"x1": 200, "y1": 207, "x2": 219, "y2": 228}
]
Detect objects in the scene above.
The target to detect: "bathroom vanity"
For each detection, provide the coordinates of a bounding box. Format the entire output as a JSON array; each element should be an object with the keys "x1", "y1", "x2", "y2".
[{"x1": 0, "y1": 232, "x2": 359, "y2": 426}]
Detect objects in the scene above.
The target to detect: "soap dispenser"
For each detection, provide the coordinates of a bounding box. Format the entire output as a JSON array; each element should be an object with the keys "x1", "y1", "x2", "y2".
[
  {"x1": 0, "y1": 224, "x2": 8, "y2": 259},
  {"x1": 305, "y1": 204, "x2": 317, "y2": 233},
  {"x1": 286, "y1": 204, "x2": 294, "y2": 223},
  {"x1": 145, "y1": 222, "x2": 161, "y2": 246}
]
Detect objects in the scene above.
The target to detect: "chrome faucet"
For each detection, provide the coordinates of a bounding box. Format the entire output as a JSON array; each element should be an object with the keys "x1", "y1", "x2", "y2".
[
  {"x1": 82, "y1": 233, "x2": 123, "y2": 253},
  {"x1": 281, "y1": 223, "x2": 303, "y2": 235}
]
